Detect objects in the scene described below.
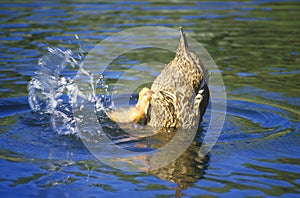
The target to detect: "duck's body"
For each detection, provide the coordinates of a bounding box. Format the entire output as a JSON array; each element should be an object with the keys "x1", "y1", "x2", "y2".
[{"x1": 108, "y1": 27, "x2": 209, "y2": 130}]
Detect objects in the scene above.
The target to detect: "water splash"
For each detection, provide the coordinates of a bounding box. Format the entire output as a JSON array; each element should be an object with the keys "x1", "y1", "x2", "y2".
[
  {"x1": 28, "y1": 44, "x2": 110, "y2": 135},
  {"x1": 28, "y1": 47, "x2": 73, "y2": 113}
]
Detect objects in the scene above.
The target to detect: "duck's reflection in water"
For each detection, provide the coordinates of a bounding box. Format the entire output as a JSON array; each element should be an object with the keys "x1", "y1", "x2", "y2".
[
  {"x1": 148, "y1": 130, "x2": 209, "y2": 197},
  {"x1": 103, "y1": 126, "x2": 209, "y2": 197}
]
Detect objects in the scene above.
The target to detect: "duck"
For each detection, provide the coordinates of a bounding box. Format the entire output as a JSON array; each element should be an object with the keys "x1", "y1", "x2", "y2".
[{"x1": 108, "y1": 27, "x2": 209, "y2": 130}]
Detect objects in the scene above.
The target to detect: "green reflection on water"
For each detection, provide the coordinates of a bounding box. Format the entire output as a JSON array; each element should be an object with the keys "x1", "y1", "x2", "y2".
[{"x1": 0, "y1": 1, "x2": 299, "y2": 101}]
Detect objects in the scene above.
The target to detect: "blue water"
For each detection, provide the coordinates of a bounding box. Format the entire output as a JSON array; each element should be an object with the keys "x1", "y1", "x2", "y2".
[{"x1": 0, "y1": 1, "x2": 299, "y2": 197}]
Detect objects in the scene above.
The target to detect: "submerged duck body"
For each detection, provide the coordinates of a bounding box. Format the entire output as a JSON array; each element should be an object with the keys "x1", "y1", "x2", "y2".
[{"x1": 109, "y1": 27, "x2": 209, "y2": 130}]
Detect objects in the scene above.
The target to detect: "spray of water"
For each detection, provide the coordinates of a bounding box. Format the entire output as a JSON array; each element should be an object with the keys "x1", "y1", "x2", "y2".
[{"x1": 28, "y1": 38, "x2": 110, "y2": 135}]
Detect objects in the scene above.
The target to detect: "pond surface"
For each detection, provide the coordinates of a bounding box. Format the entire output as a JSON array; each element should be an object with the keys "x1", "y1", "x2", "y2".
[{"x1": 0, "y1": 0, "x2": 299, "y2": 197}]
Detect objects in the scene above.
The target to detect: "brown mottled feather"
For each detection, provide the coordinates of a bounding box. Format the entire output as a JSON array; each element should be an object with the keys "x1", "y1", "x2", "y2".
[{"x1": 108, "y1": 27, "x2": 209, "y2": 130}]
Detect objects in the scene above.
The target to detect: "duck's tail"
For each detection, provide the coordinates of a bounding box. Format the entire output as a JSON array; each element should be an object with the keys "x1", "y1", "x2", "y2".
[{"x1": 179, "y1": 26, "x2": 189, "y2": 53}]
